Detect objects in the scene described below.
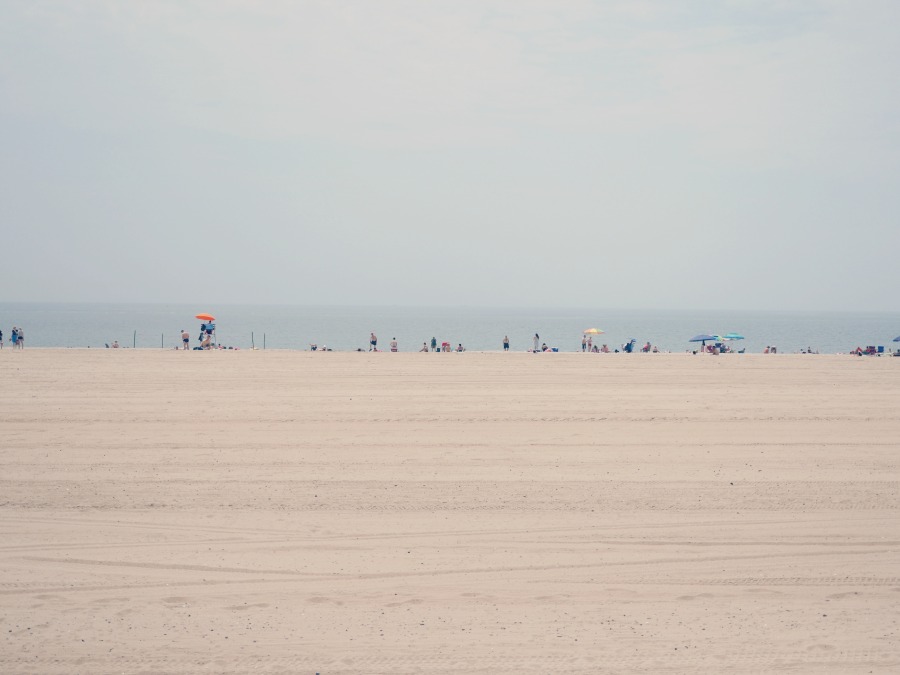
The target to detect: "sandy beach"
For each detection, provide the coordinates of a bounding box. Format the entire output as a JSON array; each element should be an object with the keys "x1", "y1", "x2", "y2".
[{"x1": 1, "y1": 350, "x2": 898, "y2": 674}]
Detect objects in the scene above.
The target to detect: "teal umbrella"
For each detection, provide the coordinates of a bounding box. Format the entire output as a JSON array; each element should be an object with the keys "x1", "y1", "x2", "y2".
[{"x1": 723, "y1": 333, "x2": 745, "y2": 340}]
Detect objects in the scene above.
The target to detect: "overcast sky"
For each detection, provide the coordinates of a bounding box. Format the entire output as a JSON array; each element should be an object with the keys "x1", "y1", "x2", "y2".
[{"x1": 1, "y1": 1, "x2": 898, "y2": 311}]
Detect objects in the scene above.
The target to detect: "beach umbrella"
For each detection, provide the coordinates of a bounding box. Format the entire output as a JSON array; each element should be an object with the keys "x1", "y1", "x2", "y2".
[
  {"x1": 195, "y1": 313, "x2": 216, "y2": 321},
  {"x1": 689, "y1": 334, "x2": 716, "y2": 348},
  {"x1": 583, "y1": 328, "x2": 604, "y2": 335},
  {"x1": 723, "y1": 333, "x2": 745, "y2": 340},
  {"x1": 894, "y1": 336, "x2": 900, "y2": 342}
]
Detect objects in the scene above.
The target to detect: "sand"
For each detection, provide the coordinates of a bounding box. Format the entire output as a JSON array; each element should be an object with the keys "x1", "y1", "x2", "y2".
[{"x1": 1, "y1": 349, "x2": 898, "y2": 674}]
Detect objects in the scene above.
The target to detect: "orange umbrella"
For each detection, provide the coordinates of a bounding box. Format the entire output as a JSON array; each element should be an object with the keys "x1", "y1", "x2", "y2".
[{"x1": 195, "y1": 313, "x2": 215, "y2": 321}]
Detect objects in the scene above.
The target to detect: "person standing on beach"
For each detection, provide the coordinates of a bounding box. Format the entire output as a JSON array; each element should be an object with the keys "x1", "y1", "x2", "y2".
[
  {"x1": 430, "y1": 336, "x2": 437, "y2": 352},
  {"x1": 390, "y1": 337, "x2": 398, "y2": 352},
  {"x1": 181, "y1": 329, "x2": 190, "y2": 350},
  {"x1": 11, "y1": 327, "x2": 18, "y2": 349},
  {"x1": 0, "y1": 328, "x2": 3, "y2": 348},
  {"x1": 16, "y1": 326, "x2": 23, "y2": 349},
  {"x1": 533, "y1": 333, "x2": 540, "y2": 352},
  {"x1": 370, "y1": 332, "x2": 377, "y2": 351},
  {"x1": 587, "y1": 336, "x2": 593, "y2": 352},
  {"x1": 503, "y1": 335, "x2": 510, "y2": 351},
  {"x1": 581, "y1": 335, "x2": 587, "y2": 352}
]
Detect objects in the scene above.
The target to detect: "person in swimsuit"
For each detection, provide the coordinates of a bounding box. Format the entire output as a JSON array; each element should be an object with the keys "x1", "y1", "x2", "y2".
[
  {"x1": 370, "y1": 333, "x2": 377, "y2": 351},
  {"x1": 503, "y1": 336, "x2": 509, "y2": 351},
  {"x1": 181, "y1": 329, "x2": 190, "y2": 350},
  {"x1": 420, "y1": 342, "x2": 428, "y2": 352},
  {"x1": 390, "y1": 338, "x2": 398, "y2": 352},
  {"x1": 533, "y1": 333, "x2": 539, "y2": 352},
  {"x1": 431, "y1": 337, "x2": 437, "y2": 352},
  {"x1": 15, "y1": 327, "x2": 23, "y2": 349},
  {"x1": 581, "y1": 336, "x2": 587, "y2": 352}
]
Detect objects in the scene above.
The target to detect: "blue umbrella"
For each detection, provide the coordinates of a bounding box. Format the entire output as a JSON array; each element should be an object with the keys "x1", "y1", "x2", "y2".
[
  {"x1": 689, "y1": 334, "x2": 716, "y2": 342},
  {"x1": 894, "y1": 336, "x2": 900, "y2": 342},
  {"x1": 723, "y1": 333, "x2": 745, "y2": 340}
]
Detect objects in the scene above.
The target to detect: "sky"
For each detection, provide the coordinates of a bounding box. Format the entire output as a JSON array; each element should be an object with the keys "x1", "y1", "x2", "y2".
[{"x1": 1, "y1": 0, "x2": 898, "y2": 311}]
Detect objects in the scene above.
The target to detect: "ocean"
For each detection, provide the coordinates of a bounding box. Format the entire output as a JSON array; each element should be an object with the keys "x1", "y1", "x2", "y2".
[{"x1": 0, "y1": 303, "x2": 897, "y2": 354}]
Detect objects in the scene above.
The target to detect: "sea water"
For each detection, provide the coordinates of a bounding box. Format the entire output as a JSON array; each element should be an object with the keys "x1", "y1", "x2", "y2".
[{"x1": 0, "y1": 303, "x2": 896, "y2": 354}]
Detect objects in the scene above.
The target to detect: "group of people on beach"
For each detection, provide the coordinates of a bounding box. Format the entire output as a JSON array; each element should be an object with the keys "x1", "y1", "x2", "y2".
[
  {"x1": 0, "y1": 326, "x2": 24, "y2": 349},
  {"x1": 349, "y1": 332, "x2": 677, "y2": 354},
  {"x1": 579, "y1": 335, "x2": 617, "y2": 353},
  {"x1": 365, "y1": 333, "x2": 467, "y2": 353}
]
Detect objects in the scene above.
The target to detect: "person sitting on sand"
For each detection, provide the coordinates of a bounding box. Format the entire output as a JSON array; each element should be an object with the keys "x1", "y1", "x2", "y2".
[
  {"x1": 456, "y1": 343, "x2": 465, "y2": 352},
  {"x1": 591, "y1": 344, "x2": 599, "y2": 353},
  {"x1": 111, "y1": 340, "x2": 119, "y2": 348},
  {"x1": 201, "y1": 334, "x2": 211, "y2": 349},
  {"x1": 420, "y1": 342, "x2": 429, "y2": 352},
  {"x1": 601, "y1": 344, "x2": 609, "y2": 353},
  {"x1": 390, "y1": 338, "x2": 398, "y2": 352}
]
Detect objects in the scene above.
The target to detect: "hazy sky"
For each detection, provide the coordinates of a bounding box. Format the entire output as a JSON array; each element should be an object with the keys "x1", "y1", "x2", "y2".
[{"x1": 2, "y1": 1, "x2": 898, "y2": 311}]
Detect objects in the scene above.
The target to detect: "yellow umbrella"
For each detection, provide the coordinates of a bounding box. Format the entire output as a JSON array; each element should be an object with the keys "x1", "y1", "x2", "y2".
[{"x1": 583, "y1": 328, "x2": 604, "y2": 335}]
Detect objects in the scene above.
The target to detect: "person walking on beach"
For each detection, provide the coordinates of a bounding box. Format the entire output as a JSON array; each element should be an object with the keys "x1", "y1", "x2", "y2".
[
  {"x1": 369, "y1": 332, "x2": 377, "y2": 351},
  {"x1": 581, "y1": 335, "x2": 587, "y2": 352},
  {"x1": 503, "y1": 335, "x2": 510, "y2": 351},
  {"x1": 16, "y1": 327, "x2": 24, "y2": 349},
  {"x1": 181, "y1": 329, "x2": 190, "y2": 350},
  {"x1": 533, "y1": 333, "x2": 540, "y2": 352},
  {"x1": 11, "y1": 327, "x2": 18, "y2": 349},
  {"x1": 430, "y1": 336, "x2": 437, "y2": 352}
]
